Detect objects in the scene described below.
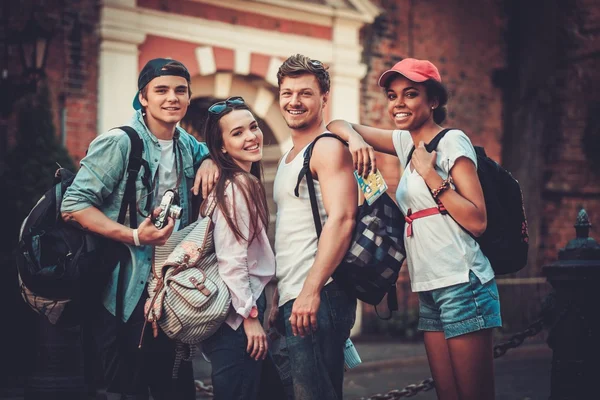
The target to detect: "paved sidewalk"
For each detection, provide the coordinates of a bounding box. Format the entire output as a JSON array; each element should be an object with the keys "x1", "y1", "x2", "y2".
[
  {"x1": 0, "y1": 338, "x2": 552, "y2": 399},
  {"x1": 192, "y1": 338, "x2": 552, "y2": 399}
]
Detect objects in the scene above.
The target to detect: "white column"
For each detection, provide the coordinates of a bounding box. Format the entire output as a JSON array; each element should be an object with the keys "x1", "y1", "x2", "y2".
[
  {"x1": 329, "y1": 18, "x2": 367, "y2": 126},
  {"x1": 98, "y1": 18, "x2": 146, "y2": 135},
  {"x1": 330, "y1": 18, "x2": 370, "y2": 338}
]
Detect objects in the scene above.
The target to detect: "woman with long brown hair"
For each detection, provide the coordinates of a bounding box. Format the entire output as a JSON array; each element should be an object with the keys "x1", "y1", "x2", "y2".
[{"x1": 199, "y1": 96, "x2": 275, "y2": 400}]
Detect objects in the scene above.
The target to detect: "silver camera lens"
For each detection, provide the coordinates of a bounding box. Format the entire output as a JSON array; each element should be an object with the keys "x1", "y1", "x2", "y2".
[{"x1": 168, "y1": 205, "x2": 183, "y2": 220}]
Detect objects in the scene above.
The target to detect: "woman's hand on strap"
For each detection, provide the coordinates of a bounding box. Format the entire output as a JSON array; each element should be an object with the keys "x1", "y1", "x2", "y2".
[{"x1": 411, "y1": 141, "x2": 437, "y2": 179}]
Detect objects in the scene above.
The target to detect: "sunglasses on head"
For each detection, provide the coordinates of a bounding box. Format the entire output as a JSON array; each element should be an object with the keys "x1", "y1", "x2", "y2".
[{"x1": 208, "y1": 96, "x2": 245, "y2": 115}]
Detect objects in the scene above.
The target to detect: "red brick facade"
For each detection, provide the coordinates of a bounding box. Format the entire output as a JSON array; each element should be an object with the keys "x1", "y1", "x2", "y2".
[
  {"x1": 2, "y1": 0, "x2": 101, "y2": 164},
  {"x1": 3, "y1": 0, "x2": 600, "y2": 333}
]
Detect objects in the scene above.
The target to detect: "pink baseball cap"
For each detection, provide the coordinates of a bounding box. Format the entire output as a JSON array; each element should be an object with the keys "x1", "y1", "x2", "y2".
[{"x1": 378, "y1": 58, "x2": 442, "y2": 87}]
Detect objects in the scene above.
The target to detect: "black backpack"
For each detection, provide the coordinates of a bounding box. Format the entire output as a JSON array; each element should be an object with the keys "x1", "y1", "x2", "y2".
[
  {"x1": 294, "y1": 133, "x2": 406, "y2": 316},
  {"x1": 16, "y1": 126, "x2": 150, "y2": 303},
  {"x1": 406, "y1": 128, "x2": 529, "y2": 275}
]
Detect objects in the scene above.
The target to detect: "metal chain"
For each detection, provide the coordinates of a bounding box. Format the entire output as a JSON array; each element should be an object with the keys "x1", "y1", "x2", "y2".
[
  {"x1": 195, "y1": 379, "x2": 214, "y2": 397},
  {"x1": 360, "y1": 292, "x2": 559, "y2": 400},
  {"x1": 360, "y1": 379, "x2": 435, "y2": 399},
  {"x1": 493, "y1": 316, "x2": 545, "y2": 358}
]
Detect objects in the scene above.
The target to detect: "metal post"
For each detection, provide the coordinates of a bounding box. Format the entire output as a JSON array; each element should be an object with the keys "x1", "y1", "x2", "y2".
[{"x1": 542, "y1": 209, "x2": 600, "y2": 399}]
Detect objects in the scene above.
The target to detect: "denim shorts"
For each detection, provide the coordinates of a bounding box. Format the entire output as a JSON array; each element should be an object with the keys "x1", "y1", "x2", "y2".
[{"x1": 417, "y1": 270, "x2": 502, "y2": 339}]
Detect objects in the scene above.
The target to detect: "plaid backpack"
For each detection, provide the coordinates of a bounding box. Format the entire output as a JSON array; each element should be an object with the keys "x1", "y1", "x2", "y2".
[
  {"x1": 406, "y1": 128, "x2": 529, "y2": 275},
  {"x1": 294, "y1": 133, "x2": 406, "y2": 314}
]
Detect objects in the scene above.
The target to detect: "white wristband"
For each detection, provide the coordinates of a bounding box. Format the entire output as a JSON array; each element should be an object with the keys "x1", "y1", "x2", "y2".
[{"x1": 132, "y1": 229, "x2": 141, "y2": 246}]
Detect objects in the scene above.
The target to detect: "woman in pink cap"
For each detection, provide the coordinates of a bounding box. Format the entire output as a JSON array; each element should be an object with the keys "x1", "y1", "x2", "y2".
[{"x1": 328, "y1": 58, "x2": 501, "y2": 400}]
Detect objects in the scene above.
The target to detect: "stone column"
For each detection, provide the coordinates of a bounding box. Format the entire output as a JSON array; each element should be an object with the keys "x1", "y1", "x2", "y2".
[
  {"x1": 98, "y1": 4, "x2": 146, "y2": 134},
  {"x1": 330, "y1": 17, "x2": 371, "y2": 337}
]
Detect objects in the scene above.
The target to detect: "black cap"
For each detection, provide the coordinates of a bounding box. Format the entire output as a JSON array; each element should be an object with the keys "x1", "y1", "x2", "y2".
[{"x1": 132, "y1": 58, "x2": 191, "y2": 110}]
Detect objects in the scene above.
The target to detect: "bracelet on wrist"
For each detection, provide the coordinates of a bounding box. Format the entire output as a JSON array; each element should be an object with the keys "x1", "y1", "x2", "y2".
[
  {"x1": 132, "y1": 228, "x2": 141, "y2": 246},
  {"x1": 431, "y1": 176, "x2": 453, "y2": 199}
]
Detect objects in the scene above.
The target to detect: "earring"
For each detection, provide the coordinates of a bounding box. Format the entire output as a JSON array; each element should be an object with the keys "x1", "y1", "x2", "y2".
[{"x1": 431, "y1": 106, "x2": 435, "y2": 110}]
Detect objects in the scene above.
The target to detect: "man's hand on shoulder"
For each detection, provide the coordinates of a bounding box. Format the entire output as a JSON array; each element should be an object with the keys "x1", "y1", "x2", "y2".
[{"x1": 193, "y1": 158, "x2": 220, "y2": 198}]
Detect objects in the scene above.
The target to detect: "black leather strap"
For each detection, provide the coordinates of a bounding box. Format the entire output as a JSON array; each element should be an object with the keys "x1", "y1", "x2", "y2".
[
  {"x1": 110, "y1": 126, "x2": 146, "y2": 334},
  {"x1": 405, "y1": 128, "x2": 453, "y2": 167},
  {"x1": 116, "y1": 126, "x2": 145, "y2": 228}
]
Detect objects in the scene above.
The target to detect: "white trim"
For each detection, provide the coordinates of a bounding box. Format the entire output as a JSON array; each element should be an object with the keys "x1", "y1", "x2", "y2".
[
  {"x1": 189, "y1": 0, "x2": 333, "y2": 26},
  {"x1": 195, "y1": 46, "x2": 216, "y2": 76},
  {"x1": 102, "y1": 6, "x2": 335, "y2": 62},
  {"x1": 266, "y1": 57, "x2": 283, "y2": 87},
  {"x1": 214, "y1": 73, "x2": 233, "y2": 99},
  {"x1": 234, "y1": 49, "x2": 251, "y2": 76},
  {"x1": 347, "y1": 0, "x2": 382, "y2": 18},
  {"x1": 251, "y1": 0, "x2": 379, "y2": 23},
  {"x1": 253, "y1": 86, "x2": 276, "y2": 119},
  {"x1": 104, "y1": 0, "x2": 135, "y2": 7}
]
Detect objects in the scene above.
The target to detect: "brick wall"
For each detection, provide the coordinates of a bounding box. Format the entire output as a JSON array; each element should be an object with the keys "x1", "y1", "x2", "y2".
[
  {"x1": 361, "y1": 0, "x2": 506, "y2": 163},
  {"x1": 3, "y1": 0, "x2": 101, "y2": 165},
  {"x1": 539, "y1": 0, "x2": 600, "y2": 268}
]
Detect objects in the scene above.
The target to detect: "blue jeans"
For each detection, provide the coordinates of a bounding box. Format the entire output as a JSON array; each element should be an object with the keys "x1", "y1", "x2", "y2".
[
  {"x1": 202, "y1": 293, "x2": 267, "y2": 400},
  {"x1": 278, "y1": 281, "x2": 356, "y2": 400}
]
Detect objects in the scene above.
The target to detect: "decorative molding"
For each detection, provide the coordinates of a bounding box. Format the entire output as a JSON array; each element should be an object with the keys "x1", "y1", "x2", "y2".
[
  {"x1": 250, "y1": 0, "x2": 380, "y2": 23},
  {"x1": 196, "y1": 46, "x2": 216, "y2": 76},
  {"x1": 234, "y1": 49, "x2": 252, "y2": 76},
  {"x1": 266, "y1": 56, "x2": 283, "y2": 87},
  {"x1": 189, "y1": 0, "x2": 332, "y2": 26},
  {"x1": 104, "y1": 0, "x2": 136, "y2": 7},
  {"x1": 253, "y1": 86, "x2": 276, "y2": 119},
  {"x1": 214, "y1": 73, "x2": 233, "y2": 99},
  {"x1": 102, "y1": 6, "x2": 335, "y2": 62}
]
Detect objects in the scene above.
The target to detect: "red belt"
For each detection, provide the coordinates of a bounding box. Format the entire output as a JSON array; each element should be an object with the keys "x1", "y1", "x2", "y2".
[{"x1": 405, "y1": 205, "x2": 446, "y2": 237}]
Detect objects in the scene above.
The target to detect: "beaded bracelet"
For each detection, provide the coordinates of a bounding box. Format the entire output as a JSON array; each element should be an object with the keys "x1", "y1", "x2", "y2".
[{"x1": 431, "y1": 176, "x2": 453, "y2": 199}]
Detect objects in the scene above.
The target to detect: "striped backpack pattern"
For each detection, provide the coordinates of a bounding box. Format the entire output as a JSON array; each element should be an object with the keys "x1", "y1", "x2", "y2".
[{"x1": 145, "y1": 203, "x2": 230, "y2": 345}]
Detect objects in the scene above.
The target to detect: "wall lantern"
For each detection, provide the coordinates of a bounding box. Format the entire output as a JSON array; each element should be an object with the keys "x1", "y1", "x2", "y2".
[{"x1": 0, "y1": 13, "x2": 53, "y2": 117}]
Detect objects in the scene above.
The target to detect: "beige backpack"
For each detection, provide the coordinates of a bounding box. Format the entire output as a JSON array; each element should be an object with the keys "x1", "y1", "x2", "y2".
[{"x1": 144, "y1": 201, "x2": 231, "y2": 347}]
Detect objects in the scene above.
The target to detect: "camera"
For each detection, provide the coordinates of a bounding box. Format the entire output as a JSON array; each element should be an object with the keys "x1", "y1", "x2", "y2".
[{"x1": 153, "y1": 189, "x2": 182, "y2": 229}]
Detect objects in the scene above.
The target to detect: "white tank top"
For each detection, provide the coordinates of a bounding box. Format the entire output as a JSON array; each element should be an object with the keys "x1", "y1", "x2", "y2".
[{"x1": 273, "y1": 143, "x2": 328, "y2": 307}]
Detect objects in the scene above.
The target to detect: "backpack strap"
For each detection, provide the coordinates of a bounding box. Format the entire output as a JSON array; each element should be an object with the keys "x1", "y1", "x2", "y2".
[
  {"x1": 116, "y1": 126, "x2": 146, "y2": 228},
  {"x1": 294, "y1": 133, "x2": 399, "y2": 317},
  {"x1": 109, "y1": 126, "x2": 148, "y2": 340},
  {"x1": 405, "y1": 128, "x2": 453, "y2": 168},
  {"x1": 293, "y1": 133, "x2": 347, "y2": 238}
]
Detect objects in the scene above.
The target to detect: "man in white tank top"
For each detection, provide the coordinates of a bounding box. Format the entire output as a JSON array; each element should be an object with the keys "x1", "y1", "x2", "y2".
[{"x1": 270, "y1": 54, "x2": 358, "y2": 400}]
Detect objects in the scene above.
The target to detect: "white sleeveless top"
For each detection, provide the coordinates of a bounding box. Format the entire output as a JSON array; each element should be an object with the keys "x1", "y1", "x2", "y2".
[{"x1": 273, "y1": 142, "x2": 328, "y2": 307}]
